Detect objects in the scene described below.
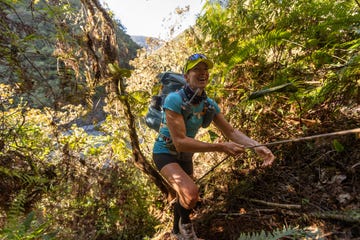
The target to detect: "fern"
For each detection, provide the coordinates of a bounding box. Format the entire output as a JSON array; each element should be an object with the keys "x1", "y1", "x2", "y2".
[
  {"x1": 229, "y1": 29, "x2": 292, "y2": 66},
  {"x1": 0, "y1": 165, "x2": 43, "y2": 186},
  {"x1": 7, "y1": 190, "x2": 27, "y2": 222},
  {"x1": 237, "y1": 226, "x2": 319, "y2": 240},
  {"x1": 0, "y1": 190, "x2": 57, "y2": 239}
]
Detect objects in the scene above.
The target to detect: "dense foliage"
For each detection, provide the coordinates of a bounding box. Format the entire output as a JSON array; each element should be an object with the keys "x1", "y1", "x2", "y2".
[
  {"x1": 0, "y1": 0, "x2": 156, "y2": 239},
  {"x1": 1, "y1": 0, "x2": 359, "y2": 239}
]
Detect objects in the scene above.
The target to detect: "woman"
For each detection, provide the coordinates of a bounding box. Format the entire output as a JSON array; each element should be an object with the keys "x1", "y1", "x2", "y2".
[{"x1": 153, "y1": 53, "x2": 275, "y2": 239}]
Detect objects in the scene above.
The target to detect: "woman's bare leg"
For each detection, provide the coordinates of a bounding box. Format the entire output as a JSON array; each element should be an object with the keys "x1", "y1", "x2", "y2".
[{"x1": 160, "y1": 162, "x2": 199, "y2": 209}]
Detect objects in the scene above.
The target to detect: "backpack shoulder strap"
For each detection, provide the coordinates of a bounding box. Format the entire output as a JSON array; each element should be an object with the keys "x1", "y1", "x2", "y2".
[
  {"x1": 177, "y1": 89, "x2": 192, "y2": 121},
  {"x1": 177, "y1": 88, "x2": 188, "y2": 102}
]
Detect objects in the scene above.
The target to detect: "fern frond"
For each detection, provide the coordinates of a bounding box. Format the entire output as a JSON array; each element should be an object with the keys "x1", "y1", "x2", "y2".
[
  {"x1": 237, "y1": 226, "x2": 319, "y2": 240},
  {"x1": 0, "y1": 165, "x2": 44, "y2": 186},
  {"x1": 229, "y1": 29, "x2": 291, "y2": 66},
  {"x1": 7, "y1": 189, "x2": 27, "y2": 219}
]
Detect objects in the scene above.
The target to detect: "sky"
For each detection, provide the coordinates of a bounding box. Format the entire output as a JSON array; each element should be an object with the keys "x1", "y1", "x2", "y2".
[{"x1": 101, "y1": 0, "x2": 205, "y2": 40}]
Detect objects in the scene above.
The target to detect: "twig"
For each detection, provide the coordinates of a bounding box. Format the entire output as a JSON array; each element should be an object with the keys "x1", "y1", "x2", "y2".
[
  {"x1": 196, "y1": 155, "x2": 231, "y2": 183},
  {"x1": 308, "y1": 150, "x2": 336, "y2": 167},
  {"x1": 355, "y1": 0, "x2": 360, "y2": 8},
  {"x1": 218, "y1": 209, "x2": 360, "y2": 224},
  {"x1": 238, "y1": 197, "x2": 301, "y2": 210},
  {"x1": 351, "y1": 162, "x2": 360, "y2": 169},
  {"x1": 217, "y1": 208, "x2": 276, "y2": 216},
  {"x1": 280, "y1": 210, "x2": 360, "y2": 224}
]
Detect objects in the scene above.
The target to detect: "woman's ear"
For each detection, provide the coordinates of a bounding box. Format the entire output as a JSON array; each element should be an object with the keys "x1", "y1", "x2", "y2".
[{"x1": 184, "y1": 72, "x2": 190, "y2": 81}]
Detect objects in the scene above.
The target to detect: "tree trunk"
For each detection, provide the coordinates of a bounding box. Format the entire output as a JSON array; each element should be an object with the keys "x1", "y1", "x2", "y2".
[{"x1": 79, "y1": 0, "x2": 175, "y2": 199}]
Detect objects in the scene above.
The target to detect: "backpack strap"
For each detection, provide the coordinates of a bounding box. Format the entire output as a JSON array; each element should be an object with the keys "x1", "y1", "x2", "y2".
[
  {"x1": 202, "y1": 98, "x2": 216, "y2": 128},
  {"x1": 178, "y1": 89, "x2": 193, "y2": 121},
  {"x1": 178, "y1": 89, "x2": 214, "y2": 126},
  {"x1": 178, "y1": 89, "x2": 189, "y2": 102}
]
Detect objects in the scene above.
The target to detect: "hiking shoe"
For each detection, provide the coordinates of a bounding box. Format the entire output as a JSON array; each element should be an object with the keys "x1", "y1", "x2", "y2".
[
  {"x1": 178, "y1": 218, "x2": 202, "y2": 240},
  {"x1": 169, "y1": 231, "x2": 182, "y2": 240}
]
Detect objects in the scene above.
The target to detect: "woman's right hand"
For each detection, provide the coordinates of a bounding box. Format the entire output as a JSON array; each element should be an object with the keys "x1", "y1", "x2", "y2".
[{"x1": 220, "y1": 142, "x2": 245, "y2": 156}]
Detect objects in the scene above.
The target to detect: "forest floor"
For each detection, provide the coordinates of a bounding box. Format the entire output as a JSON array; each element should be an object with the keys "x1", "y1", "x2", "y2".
[{"x1": 156, "y1": 124, "x2": 360, "y2": 240}]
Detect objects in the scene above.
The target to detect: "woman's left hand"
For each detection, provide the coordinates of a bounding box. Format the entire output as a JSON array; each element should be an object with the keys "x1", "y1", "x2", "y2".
[{"x1": 254, "y1": 146, "x2": 275, "y2": 167}]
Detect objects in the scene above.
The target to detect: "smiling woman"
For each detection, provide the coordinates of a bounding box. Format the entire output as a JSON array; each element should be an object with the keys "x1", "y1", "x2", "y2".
[
  {"x1": 101, "y1": 0, "x2": 205, "y2": 39},
  {"x1": 151, "y1": 53, "x2": 275, "y2": 238}
]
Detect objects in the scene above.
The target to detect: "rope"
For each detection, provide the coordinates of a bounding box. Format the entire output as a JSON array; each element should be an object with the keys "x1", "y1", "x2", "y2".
[{"x1": 196, "y1": 128, "x2": 360, "y2": 183}]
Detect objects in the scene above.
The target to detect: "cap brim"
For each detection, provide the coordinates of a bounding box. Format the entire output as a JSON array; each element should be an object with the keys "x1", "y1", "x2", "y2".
[{"x1": 185, "y1": 58, "x2": 214, "y2": 73}]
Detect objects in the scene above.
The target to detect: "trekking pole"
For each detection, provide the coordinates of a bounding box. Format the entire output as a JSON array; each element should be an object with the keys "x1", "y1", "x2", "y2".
[
  {"x1": 245, "y1": 128, "x2": 360, "y2": 149},
  {"x1": 196, "y1": 128, "x2": 360, "y2": 183}
]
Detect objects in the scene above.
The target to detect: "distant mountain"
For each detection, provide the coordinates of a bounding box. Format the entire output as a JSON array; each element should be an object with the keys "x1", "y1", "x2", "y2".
[
  {"x1": 130, "y1": 35, "x2": 164, "y2": 51},
  {"x1": 130, "y1": 35, "x2": 148, "y2": 48}
]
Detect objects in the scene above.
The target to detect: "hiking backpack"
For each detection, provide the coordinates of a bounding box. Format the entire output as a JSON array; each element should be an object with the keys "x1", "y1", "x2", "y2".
[
  {"x1": 145, "y1": 71, "x2": 216, "y2": 132},
  {"x1": 145, "y1": 71, "x2": 186, "y2": 131}
]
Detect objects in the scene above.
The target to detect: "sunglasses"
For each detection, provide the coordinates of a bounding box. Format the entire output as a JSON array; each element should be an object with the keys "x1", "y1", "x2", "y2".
[
  {"x1": 187, "y1": 53, "x2": 207, "y2": 61},
  {"x1": 183, "y1": 53, "x2": 211, "y2": 73}
]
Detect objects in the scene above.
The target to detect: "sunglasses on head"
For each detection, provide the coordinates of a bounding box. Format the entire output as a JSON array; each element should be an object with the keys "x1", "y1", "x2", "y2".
[{"x1": 188, "y1": 53, "x2": 207, "y2": 61}]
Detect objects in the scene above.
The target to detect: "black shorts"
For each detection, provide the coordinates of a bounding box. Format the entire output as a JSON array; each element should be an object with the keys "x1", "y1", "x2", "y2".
[{"x1": 153, "y1": 152, "x2": 194, "y2": 175}]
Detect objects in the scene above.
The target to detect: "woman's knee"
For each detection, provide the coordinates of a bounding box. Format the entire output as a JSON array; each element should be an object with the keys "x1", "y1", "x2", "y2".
[{"x1": 180, "y1": 184, "x2": 199, "y2": 208}]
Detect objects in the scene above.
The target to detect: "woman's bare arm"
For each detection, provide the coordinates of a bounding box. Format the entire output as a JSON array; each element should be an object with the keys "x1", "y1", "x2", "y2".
[{"x1": 166, "y1": 109, "x2": 244, "y2": 156}]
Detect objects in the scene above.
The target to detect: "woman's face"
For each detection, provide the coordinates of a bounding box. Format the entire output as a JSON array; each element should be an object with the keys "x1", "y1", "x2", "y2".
[{"x1": 185, "y1": 62, "x2": 210, "y2": 91}]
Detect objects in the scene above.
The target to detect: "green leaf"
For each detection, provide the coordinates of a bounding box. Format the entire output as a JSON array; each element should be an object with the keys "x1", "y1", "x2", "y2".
[
  {"x1": 248, "y1": 83, "x2": 298, "y2": 100},
  {"x1": 108, "y1": 63, "x2": 131, "y2": 78},
  {"x1": 332, "y1": 139, "x2": 344, "y2": 152},
  {"x1": 208, "y1": 130, "x2": 219, "y2": 142},
  {"x1": 129, "y1": 90, "x2": 150, "y2": 104}
]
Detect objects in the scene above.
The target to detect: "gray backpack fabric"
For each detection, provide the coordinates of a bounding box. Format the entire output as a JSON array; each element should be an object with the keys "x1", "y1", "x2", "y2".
[
  {"x1": 145, "y1": 72, "x2": 186, "y2": 131},
  {"x1": 145, "y1": 71, "x2": 216, "y2": 132}
]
